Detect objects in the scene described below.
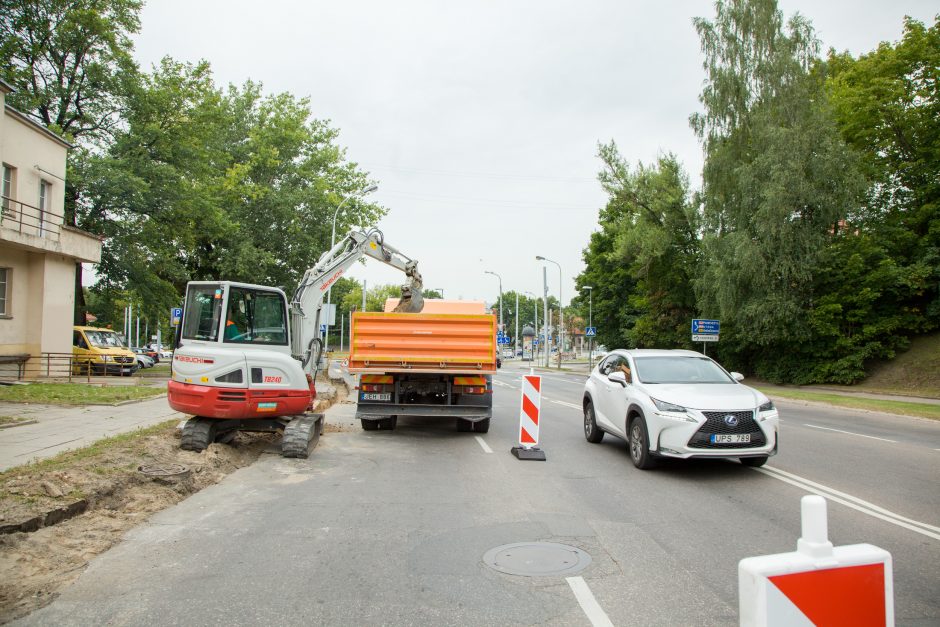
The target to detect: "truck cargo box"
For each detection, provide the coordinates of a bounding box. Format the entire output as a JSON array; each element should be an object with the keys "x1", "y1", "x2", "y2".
[{"x1": 349, "y1": 307, "x2": 497, "y2": 374}]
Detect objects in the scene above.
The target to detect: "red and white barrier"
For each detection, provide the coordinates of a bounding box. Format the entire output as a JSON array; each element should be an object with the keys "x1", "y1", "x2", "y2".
[
  {"x1": 511, "y1": 373, "x2": 546, "y2": 461},
  {"x1": 739, "y1": 495, "x2": 893, "y2": 626}
]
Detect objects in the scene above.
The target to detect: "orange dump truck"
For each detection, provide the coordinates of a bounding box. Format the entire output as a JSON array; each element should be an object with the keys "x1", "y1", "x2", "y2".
[{"x1": 348, "y1": 300, "x2": 497, "y2": 433}]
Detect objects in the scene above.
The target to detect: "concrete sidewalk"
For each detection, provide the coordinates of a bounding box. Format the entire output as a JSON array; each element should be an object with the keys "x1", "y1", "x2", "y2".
[{"x1": 0, "y1": 395, "x2": 182, "y2": 472}]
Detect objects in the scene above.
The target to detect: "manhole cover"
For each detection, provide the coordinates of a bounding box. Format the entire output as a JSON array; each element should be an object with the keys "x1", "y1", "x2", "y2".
[
  {"x1": 482, "y1": 542, "x2": 592, "y2": 577},
  {"x1": 138, "y1": 463, "x2": 190, "y2": 479}
]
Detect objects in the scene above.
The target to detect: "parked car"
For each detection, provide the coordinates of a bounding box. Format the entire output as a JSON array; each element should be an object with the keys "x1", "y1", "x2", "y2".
[
  {"x1": 134, "y1": 352, "x2": 155, "y2": 369},
  {"x1": 133, "y1": 346, "x2": 159, "y2": 363},
  {"x1": 582, "y1": 349, "x2": 778, "y2": 469},
  {"x1": 72, "y1": 326, "x2": 138, "y2": 376}
]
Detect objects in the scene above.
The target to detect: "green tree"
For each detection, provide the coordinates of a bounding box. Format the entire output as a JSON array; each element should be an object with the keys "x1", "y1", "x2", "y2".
[
  {"x1": 691, "y1": 0, "x2": 865, "y2": 380},
  {"x1": 827, "y1": 16, "x2": 940, "y2": 327},
  {"x1": 0, "y1": 0, "x2": 141, "y2": 142},
  {"x1": 595, "y1": 143, "x2": 699, "y2": 349}
]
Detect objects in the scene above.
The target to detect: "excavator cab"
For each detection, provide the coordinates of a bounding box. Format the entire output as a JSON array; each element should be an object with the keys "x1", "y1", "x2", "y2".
[{"x1": 180, "y1": 282, "x2": 291, "y2": 349}]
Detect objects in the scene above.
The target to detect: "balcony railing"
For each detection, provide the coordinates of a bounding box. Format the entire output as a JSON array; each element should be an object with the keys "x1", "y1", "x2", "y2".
[{"x1": 0, "y1": 196, "x2": 62, "y2": 241}]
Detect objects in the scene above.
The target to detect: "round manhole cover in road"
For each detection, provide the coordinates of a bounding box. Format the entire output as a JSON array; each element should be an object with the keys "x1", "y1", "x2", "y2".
[{"x1": 483, "y1": 542, "x2": 592, "y2": 577}]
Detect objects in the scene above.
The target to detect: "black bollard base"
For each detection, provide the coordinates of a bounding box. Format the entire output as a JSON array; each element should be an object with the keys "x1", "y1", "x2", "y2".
[{"x1": 511, "y1": 446, "x2": 547, "y2": 461}]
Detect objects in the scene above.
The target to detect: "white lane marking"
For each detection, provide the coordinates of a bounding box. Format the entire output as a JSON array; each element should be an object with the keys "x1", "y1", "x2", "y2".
[
  {"x1": 803, "y1": 423, "x2": 897, "y2": 443},
  {"x1": 474, "y1": 436, "x2": 493, "y2": 454},
  {"x1": 756, "y1": 466, "x2": 940, "y2": 541},
  {"x1": 566, "y1": 576, "x2": 614, "y2": 627},
  {"x1": 550, "y1": 399, "x2": 582, "y2": 410}
]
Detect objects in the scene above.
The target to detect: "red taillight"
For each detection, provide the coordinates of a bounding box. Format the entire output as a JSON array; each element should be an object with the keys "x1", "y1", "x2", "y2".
[
  {"x1": 459, "y1": 386, "x2": 486, "y2": 395},
  {"x1": 361, "y1": 384, "x2": 392, "y2": 392}
]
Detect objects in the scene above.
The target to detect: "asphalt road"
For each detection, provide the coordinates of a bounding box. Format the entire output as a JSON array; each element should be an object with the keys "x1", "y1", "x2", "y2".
[{"x1": 19, "y1": 366, "x2": 940, "y2": 626}]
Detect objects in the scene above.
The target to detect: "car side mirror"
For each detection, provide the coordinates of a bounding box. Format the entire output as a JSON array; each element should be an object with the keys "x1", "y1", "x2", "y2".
[
  {"x1": 731, "y1": 372, "x2": 744, "y2": 382},
  {"x1": 607, "y1": 371, "x2": 627, "y2": 387}
]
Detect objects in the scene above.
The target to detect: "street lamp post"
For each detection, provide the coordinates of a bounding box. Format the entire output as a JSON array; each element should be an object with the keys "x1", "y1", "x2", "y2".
[
  {"x1": 484, "y1": 270, "x2": 503, "y2": 332},
  {"x1": 326, "y1": 184, "x2": 378, "y2": 350},
  {"x1": 536, "y1": 255, "x2": 563, "y2": 369},
  {"x1": 582, "y1": 286, "x2": 593, "y2": 364},
  {"x1": 524, "y1": 291, "x2": 538, "y2": 362}
]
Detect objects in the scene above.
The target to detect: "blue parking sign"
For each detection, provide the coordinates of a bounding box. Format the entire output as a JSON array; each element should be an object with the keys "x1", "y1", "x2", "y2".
[{"x1": 171, "y1": 307, "x2": 182, "y2": 326}]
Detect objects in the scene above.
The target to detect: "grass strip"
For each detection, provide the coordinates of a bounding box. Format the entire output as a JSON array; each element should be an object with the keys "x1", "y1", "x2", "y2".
[
  {"x1": 756, "y1": 387, "x2": 940, "y2": 420},
  {"x1": 0, "y1": 383, "x2": 164, "y2": 405},
  {"x1": 0, "y1": 420, "x2": 178, "y2": 482},
  {"x1": 0, "y1": 416, "x2": 29, "y2": 426}
]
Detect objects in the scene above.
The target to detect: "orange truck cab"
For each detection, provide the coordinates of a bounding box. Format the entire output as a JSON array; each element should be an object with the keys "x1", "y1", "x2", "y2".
[{"x1": 348, "y1": 300, "x2": 497, "y2": 433}]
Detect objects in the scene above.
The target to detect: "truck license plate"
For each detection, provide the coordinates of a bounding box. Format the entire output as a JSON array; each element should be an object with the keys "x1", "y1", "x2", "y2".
[
  {"x1": 361, "y1": 393, "x2": 391, "y2": 402},
  {"x1": 710, "y1": 434, "x2": 750, "y2": 444}
]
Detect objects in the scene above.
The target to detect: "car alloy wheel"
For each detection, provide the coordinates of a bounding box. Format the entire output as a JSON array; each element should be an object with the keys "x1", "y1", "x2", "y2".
[
  {"x1": 583, "y1": 402, "x2": 604, "y2": 443},
  {"x1": 629, "y1": 417, "x2": 656, "y2": 470}
]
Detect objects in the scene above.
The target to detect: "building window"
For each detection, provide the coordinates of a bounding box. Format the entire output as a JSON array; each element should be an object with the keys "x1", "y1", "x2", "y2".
[
  {"x1": 1, "y1": 164, "x2": 14, "y2": 220},
  {"x1": 38, "y1": 179, "x2": 49, "y2": 236},
  {"x1": 0, "y1": 268, "x2": 9, "y2": 317}
]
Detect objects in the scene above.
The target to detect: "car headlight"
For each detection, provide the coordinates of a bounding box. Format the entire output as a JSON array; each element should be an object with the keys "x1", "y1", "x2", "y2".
[
  {"x1": 653, "y1": 398, "x2": 687, "y2": 413},
  {"x1": 758, "y1": 400, "x2": 775, "y2": 412}
]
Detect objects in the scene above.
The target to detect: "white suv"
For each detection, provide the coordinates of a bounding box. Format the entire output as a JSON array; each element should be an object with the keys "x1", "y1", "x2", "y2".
[{"x1": 582, "y1": 349, "x2": 778, "y2": 469}]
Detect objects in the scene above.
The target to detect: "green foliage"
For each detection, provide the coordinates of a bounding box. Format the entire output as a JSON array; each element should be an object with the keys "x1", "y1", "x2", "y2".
[{"x1": 0, "y1": 0, "x2": 141, "y2": 142}]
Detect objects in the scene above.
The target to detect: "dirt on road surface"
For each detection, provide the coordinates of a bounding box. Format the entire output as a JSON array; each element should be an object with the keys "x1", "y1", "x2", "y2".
[{"x1": 0, "y1": 387, "x2": 351, "y2": 623}]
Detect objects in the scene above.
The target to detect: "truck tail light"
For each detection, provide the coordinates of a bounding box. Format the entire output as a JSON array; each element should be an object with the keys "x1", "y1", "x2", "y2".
[
  {"x1": 360, "y1": 384, "x2": 392, "y2": 393},
  {"x1": 458, "y1": 386, "x2": 486, "y2": 395}
]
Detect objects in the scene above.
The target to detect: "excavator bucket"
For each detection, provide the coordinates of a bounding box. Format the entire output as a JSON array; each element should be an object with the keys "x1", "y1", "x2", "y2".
[{"x1": 391, "y1": 265, "x2": 424, "y2": 313}]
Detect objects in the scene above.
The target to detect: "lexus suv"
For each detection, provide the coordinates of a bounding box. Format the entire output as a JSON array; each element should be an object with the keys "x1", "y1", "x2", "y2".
[{"x1": 582, "y1": 349, "x2": 778, "y2": 469}]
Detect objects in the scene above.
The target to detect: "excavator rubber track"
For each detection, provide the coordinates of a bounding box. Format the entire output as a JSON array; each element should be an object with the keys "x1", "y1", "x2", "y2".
[
  {"x1": 281, "y1": 413, "x2": 324, "y2": 458},
  {"x1": 180, "y1": 417, "x2": 216, "y2": 452}
]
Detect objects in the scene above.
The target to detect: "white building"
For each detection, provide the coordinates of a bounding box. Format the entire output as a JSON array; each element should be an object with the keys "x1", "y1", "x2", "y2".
[{"x1": 0, "y1": 78, "x2": 102, "y2": 377}]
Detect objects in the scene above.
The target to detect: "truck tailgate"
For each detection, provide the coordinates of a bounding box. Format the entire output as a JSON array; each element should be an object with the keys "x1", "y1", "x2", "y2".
[{"x1": 349, "y1": 312, "x2": 497, "y2": 373}]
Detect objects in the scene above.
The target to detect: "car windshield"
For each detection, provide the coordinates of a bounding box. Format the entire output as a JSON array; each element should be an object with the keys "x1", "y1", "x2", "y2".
[
  {"x1": 85, "y1": 330, "x2": 127, "y2": 349},
  {"x1": 633, "y1": 356, "x2": 734, "y2": 384}
]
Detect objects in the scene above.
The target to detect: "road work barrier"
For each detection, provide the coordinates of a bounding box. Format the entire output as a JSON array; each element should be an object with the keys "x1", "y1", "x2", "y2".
[
  {"x1": 511, "y1": 372, "x2": 546, "y2": 461},
  {"x1": 739, "y1": 495, "x2": 893, "y2": 626}
]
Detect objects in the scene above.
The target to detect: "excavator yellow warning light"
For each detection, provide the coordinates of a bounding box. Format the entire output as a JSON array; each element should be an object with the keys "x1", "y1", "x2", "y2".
[{"x1": 369, "y1": 242, "x2": 377, "y2": 250}]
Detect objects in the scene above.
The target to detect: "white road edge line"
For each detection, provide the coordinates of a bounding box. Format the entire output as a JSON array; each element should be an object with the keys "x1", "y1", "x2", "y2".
[
  {"x1": 550, "y1": 400, "x2": 582, "y2": 409},
  {"x1": 566, "y1": 576, "x2": 614, "y2": 627},
  {"x1": 803, "y1": 423, "x2": 897, "y2": 443},
  {"x1": 474, "y1": 436, "x2": 493, "y2": 454},
  {"x1": 756, "y1": 467, "x2": 940, "y2": 541},
  {"x1": 761, "y1": 465, "x2": 940, "y2": 534}
]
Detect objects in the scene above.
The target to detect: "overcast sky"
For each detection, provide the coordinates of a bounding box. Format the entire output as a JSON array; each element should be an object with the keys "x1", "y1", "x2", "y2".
[{"x1": 133, "y1": 0, "x2": 936, "y2": 313}]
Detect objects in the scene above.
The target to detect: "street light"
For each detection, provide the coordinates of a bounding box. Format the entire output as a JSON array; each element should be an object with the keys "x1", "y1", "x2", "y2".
[
  {"x1": 326, "y1": 184, "x2": 378, "y2": 349},
  {"x1": 484, "y1": 270, "x2": 503, "y2": 332},
  {"x1": 582, "y1": 286, "x2": 593, "y2": 364},
  {"x1": 433, "y1": 287, "x2": 445, "y2": 299},
  {"x1": 536, "y1": 255, "x2": 563, "y2": 369},
  {"x1": 524, "y1": 290, "x2": 539, "y2": 362}
]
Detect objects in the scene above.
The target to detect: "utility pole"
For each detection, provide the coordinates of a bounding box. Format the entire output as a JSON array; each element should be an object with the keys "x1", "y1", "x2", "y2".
[
  {"x1": 362, "y1": 279, "x2": 367, "y2": 312},
  {"x1": 515, "y1": 292, "x2": 519, "y2": 359}
]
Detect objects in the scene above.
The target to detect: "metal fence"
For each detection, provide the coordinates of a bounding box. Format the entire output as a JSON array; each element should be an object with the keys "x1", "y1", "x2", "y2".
[
  {"x1": 0, "y1": 353, "x2": 143, "y2": 382},
  {"x1": 0, "y1": 196, "x2": 62, "y2": 241}
]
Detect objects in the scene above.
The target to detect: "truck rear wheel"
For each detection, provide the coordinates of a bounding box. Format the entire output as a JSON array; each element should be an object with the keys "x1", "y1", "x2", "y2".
[
  {"x1": 456, "y1": 418, "x2": 474, "y2": 432},
  {"x1": 378, "y1": 416, "x2": 397, "y2": 430},
  {"x1": 361, "y1": 419, "x2": 379, "y2": 431},
  {"x1": 473, "y1": 418, "x2": 490, "y2": 433}
]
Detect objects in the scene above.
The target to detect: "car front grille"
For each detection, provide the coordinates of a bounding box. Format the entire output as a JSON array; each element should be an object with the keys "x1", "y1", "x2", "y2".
[
  {"x1": 114, "y1": 356, "x2": 133, "y2": 364},
  {"x1": 688, "y1": 410, "x2": 766, "y2": 449}
]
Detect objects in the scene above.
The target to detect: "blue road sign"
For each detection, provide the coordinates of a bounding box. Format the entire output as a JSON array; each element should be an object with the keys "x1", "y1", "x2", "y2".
[
  {"x1": 320, "y1": 324, "x2": 327, "y2": 335},
  {"x1": 585, "y1": 326, "x2": 597, "y2": 337},
  {"x1": 691, "y1": 319, "x2": 720, "y2": 342},
  {"x1": 691, "y1": 319, "x2": 720, "y2": 334},
  {"x1": 171, "y1": 307, "x2": 182, "y2": 326}
]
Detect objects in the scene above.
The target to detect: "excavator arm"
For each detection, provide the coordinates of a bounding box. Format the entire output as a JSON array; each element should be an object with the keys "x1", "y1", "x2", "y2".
[{"x1": 289, "y1": 228, "x2": 423, "y2": 372}]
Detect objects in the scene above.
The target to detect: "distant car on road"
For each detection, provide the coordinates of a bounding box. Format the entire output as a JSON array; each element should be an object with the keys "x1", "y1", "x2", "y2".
[
  {"x1": 582, "y1": 349, "x2": 778, "y2": 469},
  {"x1": 134, "y1": 352, "x2": 155, "y2": 369}
]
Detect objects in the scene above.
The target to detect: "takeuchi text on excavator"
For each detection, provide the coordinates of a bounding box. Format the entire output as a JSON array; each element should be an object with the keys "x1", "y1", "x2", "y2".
[{"x1": 167, "y1": 228, "x2": 424, "y2": 458}]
